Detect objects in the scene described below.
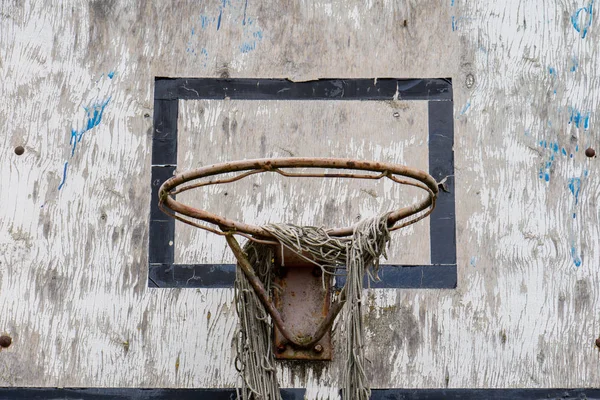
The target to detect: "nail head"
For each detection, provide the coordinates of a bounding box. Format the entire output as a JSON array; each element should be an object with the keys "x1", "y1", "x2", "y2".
[
  {"x1": 14, "y1": 146, "x2": 24, "y2": 155},
  {"x1": 585, "y1": 147, "x2": 595, "y2": 158},
  {"x1": 0, "y1": 335, "x2": 12, "y2": 348}
]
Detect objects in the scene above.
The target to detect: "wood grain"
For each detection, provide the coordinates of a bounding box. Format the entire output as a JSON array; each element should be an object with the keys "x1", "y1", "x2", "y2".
[{"x1": 0, "y1": 0, "x2": 598, "y2": 392}]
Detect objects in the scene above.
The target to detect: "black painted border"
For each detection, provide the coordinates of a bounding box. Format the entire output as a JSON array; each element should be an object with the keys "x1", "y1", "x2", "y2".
[
  {"x1": 149, "y1": 78, "x2": 456, "y2": 288},
  {"x1": 2, "y1": 388, "x2": 599, "y2": 400}
]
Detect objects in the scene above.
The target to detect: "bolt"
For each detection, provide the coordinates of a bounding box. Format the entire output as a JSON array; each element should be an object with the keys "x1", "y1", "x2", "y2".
[
  {"x1": 595, "y1": 338, "x2": 600, "y2": 349},
  {"x1": 585, "y1": 147, "x2": 596, "y2": 158},
  {"x1": 14, "y1": 146, "x2": 24, "y2": 155},
  {"x1": 312, "y1": 267, "x2": 322, "y2": 278},
  {"x1": 144, "y1": 113, "x2": 150, "y2": 118},
  {"x1": 465, "y1": 73, "x2": 475, "y2": 89},
  {"x1": 0, "y1": 335, "x2": 12, "y2": 348},
  {"x1": 314, "y1": 344, "x2": 323, "y2": 353},
  {"x1": 393, "y1": 112, "x2": 400, "y2": 118},
  {"x1": 276, "y1": 344, "x2": 286, "y2": 353}
]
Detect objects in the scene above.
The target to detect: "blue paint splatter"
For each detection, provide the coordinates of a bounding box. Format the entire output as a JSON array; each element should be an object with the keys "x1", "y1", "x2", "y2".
[
  {"x1": 58, "y1": 162, "x2": 68, "y2": 190},
  {"x1": 459, "y1": 101, "x2": 470, "y2": 115},
  {"x1": 240, "y1": 17, "x2": 263, "y2": 53},
  {"x1": 191, "y1": 1, "x2": 262, "y2": 55},
  {"x1": 70, "y1": 97, "x2": 111, "y2": 156},
  {"x1": 571, "y1": 0, "x2": 594, "y2": 38},
  {"x1": 548, "y1": 66, "x2": 556, "y2": 75},
  {"x1": 571, "y1": 245, "x2": 582, "y2": 267},
  {"x1": 538, "y1": 141, "x2": 570, "y2": 182},
  {"x1": 451, "y1": 16, "x2": 456, "y2": 31},
  {"x1": 217, "y1": 0, "x2": 228, "y2": 30},
  {"x1": 59, "y1": 75, "x2": 112, "y2": 191},
  {"x1": 571, "y1": 56, "x2": 578, "y2": 72},
  {"x1": 451, "y1": 0, "x2": 455, "y2": 5},
  {"x1": 470, "y1": 256, "x2": 476, "y2": 267},
  {"x1": 240, "y1": 41, "x2": 256, "y2": 53},
  {"x1": 217, "y1": 9, "x2": 222, "y2": 30},
  {"x1": 199, "y1": 47, "x2": 209, "y2": 67},
  {"x1": 569, "y1": 108, "x2": 590, "y2": 129},
  {"x1": 200, "y1": 15, "x2": 213, "y2": 29},
  {"x1": 569, "y1": 177, "x2": 581, "y2": 204}
]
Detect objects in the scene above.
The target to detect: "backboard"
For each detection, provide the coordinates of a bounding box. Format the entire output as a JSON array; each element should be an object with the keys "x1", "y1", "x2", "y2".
[{"x1": 2, "y1": 0, "x2": 600, "y2": 399}]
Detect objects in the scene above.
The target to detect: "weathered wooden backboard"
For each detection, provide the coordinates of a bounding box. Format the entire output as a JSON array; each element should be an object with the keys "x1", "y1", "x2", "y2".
[{"x1": 1, "y1": 0, "x2": 600, "y2": 399}]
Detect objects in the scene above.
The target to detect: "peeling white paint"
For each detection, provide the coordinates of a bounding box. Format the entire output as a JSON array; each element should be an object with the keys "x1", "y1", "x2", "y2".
[{"x1": 0, "y1": 0, "x2": 599, "y2": 393}]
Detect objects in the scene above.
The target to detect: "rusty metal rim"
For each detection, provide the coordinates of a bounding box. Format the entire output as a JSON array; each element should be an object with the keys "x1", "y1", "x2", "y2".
[{"x1": 158, "y1": 157, "x2": 439, "y2": 240}]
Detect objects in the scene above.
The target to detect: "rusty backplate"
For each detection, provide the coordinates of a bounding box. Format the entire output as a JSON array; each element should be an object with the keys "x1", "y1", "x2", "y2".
[{"x1": 273, "y1": 248, "x2": 333, "y2": 361}]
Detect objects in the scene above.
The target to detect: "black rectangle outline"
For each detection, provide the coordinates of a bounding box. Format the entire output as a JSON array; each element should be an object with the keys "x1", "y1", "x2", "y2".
[{"x1": 149, "y1": 78, "x2": 456, "y2": 288}]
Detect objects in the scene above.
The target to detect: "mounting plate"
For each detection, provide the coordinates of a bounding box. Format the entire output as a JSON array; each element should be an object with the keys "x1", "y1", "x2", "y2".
[{"x1": 273, "y1": 249, "x2": 333, "y2": 361}]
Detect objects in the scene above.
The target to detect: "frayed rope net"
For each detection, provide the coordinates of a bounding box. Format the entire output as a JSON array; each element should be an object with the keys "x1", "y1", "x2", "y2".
[{"x1": 234, "y1": 213, "x2": 392, "y2": 400}]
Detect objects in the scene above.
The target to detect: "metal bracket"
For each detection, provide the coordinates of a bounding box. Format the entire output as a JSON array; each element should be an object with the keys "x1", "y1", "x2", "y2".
[
  {"x1": 224, "y1": 234, "x2": 342, "y2": 361},
  {"x1": 273, "y1": 250, "x2": 333, "y2": 361}
]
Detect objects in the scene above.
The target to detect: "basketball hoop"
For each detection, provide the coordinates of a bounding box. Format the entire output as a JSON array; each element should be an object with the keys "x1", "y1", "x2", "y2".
[
  {"x1": 158, "y1": 157, "x2": 438, "y2": 349},
  {"x1": 158, "y1": 157, "x2": 438, "y2": 241}
]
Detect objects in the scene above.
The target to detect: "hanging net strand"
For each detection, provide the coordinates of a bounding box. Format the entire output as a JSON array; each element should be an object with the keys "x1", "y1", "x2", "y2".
[{"x1": 231, "y1": 213, "x2": 391, "y2": 400}]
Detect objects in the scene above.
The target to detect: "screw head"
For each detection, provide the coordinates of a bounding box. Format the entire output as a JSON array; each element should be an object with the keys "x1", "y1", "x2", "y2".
[
  {"x1": 14, "y1": 146, "x2": 24, "y2": 155},
  {"x1": 585, "y1": 147, "x2": 596, "y2": 158},
  {"x1": 276, "y1": 344, "x2": 286, "y2": 353},
  {"x1": 314, "y1": 344, "x2": 323, "y2": 353},
  {"x1": 0, "y1": 335, "x2": 12, "y2": 348}
]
